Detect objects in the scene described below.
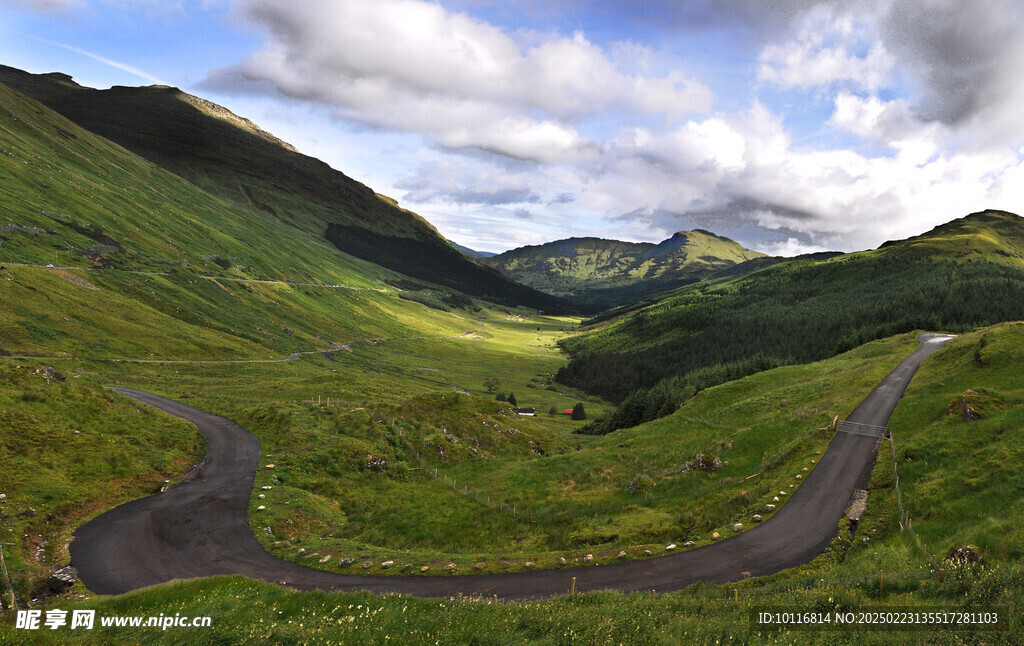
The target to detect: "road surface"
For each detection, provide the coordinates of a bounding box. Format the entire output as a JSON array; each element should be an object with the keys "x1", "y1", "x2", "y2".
[{"x1": 69, "y1": 334, "x2": 954, "y2": 600}]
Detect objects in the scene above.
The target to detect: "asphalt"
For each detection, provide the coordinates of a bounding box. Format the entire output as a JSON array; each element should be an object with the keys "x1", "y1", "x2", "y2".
[{"x1": 69, "y1": 333, "x2": 955, "y2": 601}]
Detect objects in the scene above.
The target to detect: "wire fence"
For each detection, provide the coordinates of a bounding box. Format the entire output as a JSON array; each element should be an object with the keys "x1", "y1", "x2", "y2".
[{"x1": 888, "y1": 430, "x2": 937, "y2": 568}]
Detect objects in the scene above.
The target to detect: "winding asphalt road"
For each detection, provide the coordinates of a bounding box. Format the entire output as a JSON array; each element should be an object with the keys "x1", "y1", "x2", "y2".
[{"x1": 69, "y1": 334, "x2": 955, "y2": 600}]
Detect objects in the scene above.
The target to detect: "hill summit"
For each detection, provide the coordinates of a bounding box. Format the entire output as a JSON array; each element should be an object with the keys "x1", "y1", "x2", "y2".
[{"x1": 482, "y1": 229, "x2": 765, "y2": 311}]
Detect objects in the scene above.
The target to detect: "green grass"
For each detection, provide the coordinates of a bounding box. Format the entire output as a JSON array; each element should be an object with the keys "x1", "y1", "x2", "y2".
[
  {"x1": 434, "y1": 333, "x2": 920, "y2": 552},
  {"x1": 2, "y1": 313, "x2": 1021, "y2": 643},
  {"x1": 845, "y1": 322, "x2": 1024, "y2": 571},
  {"x1": 0, "y1": 365, "x2": 203, "y2": 598},
  {"x1": 2, "y1": 566, "x2": 1020, "y2": 644},
  {"x1": 6, "y1": 323, "x2": 1018, "y2": 644}
]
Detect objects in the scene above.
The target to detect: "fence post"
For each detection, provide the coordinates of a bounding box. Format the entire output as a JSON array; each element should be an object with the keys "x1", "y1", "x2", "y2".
[{"x1": 0, "y1": 543, "x2": 17, "y2": 612}]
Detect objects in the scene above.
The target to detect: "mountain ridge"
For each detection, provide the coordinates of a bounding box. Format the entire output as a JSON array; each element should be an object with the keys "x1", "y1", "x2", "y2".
[
  {"x1": 557, "y1": 209, "x2": 1024, "y2": 430},
  {"x1": 481, "y1": 229, "x2": 765, "y2": 311},
  {"x1": 0, "y1": 64, "x2": 564, "y2": 311}
]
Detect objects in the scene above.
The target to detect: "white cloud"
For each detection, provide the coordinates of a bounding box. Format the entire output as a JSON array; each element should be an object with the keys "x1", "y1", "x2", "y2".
[
  {"x1": 204, "y1": 0, "x2": 711, "y2": 162},
  {"x1": 192, "y1": 0, "x2": 1024, "y2": 255},
  {"x1": 758, "y1": 6, "x2": 893, "y2": 91},
  {"x1": 396, "y1": 159, "x2": 541, "y2": 205},
  {"x1": 761, "y1": 237, "x2": 829, "y2": 257}
]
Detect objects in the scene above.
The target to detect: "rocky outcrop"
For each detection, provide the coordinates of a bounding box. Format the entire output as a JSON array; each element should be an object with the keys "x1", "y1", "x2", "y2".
[
  {"x1": 945, "y1": 545, "x2": 985, "y2": 567},
  {"x1": 681, "y1": 453, "x2": 722, "y2": 473},
  {"x1": 946, "y1": 390, "x2": 992, "y2": 422},
  {"x1": 48, "y1": 566, "x2": 77, "y2": 594}
]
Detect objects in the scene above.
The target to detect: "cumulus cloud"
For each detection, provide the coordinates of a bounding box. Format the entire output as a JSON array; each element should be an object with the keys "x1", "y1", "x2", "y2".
[
  {"x1": 563, "y1": 94, "x2": 1024, "y2": 253},
  {"x1": 197, "y1": 0, "x2": 1024, "y2": 254},
  {"x1": 586, "y1": 0, "x2": 1024, "y2": 251},
  {"x1": 395, "y1": 160, "x2": 542, "y2": 205},
  {"x1": 758, "y1": 6, "x2": 892, "y2": 91},
  {"x1": 879, "y1": 0, "x2": 1024, "y2": 149},
  {"x1": 204, "y1": 0, "x2": 711, "y2": 162}
]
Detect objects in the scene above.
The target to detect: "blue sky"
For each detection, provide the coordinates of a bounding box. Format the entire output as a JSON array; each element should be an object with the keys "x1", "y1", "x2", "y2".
[{"x1": 3, "y1": 0, "x2": 1024, "y2": 255}]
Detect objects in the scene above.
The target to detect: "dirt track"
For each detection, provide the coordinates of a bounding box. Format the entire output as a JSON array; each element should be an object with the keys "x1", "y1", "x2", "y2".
[{"x1": 69, "y1": 334, "x2": 954, "y2": 600}]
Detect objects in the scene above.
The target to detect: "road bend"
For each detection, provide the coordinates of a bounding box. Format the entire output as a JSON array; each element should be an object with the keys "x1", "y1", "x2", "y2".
[{"x1": 69, "y1": 334, "x2": 954, "y2": 600}]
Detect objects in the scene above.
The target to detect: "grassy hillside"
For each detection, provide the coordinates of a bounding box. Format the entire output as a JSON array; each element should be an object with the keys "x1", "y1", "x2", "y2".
[
  {"x1": 558, "y1": 210, "x2": 1024, "y2": 431},
  {"x1": 0, "y1": 79, "x2": 471, "y2": 360},
  {"x1": 0, "y1": 81, "x2": 383, "y2": 284},
  {"x1": 0, "y1": 364, "x2": 203, "y2": 599},
  {"x1": 5, "y1": 324, "x2": 1023, "y2": 644},
  {"x1": 0, "y1": 67, "x2": 608, "y2": 594},
  {"x1": 0, "y1": 65, "x2": 563, "y2": 310},
  {"x1": 857, "y1": 321, "x2": 1024, "y2": 567},
  {"x1": 482, "y1": 230, "x2": 765, "y2": 311},
  {"x1": 59, "y1": 330, "x2": 916, "y2": 576}
]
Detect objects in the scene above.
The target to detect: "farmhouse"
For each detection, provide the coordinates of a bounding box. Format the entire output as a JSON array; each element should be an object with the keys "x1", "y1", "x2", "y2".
[{"x1": 515, "y1": 407, "x2": 536, "y2": 416}]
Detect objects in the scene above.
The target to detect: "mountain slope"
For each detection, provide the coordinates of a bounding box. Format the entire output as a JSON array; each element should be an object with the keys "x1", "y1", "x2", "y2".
[
  {"x1": 450, "y1": 240, "x2": 496, "y2": 259},
  {"x1": 482, "y1": 230, "x2": 765, "y2": 311},
  {"x1": 0, "y1": 75, "x2": 566, "y2": 362},
  {"x1": 0, "y1": 65, "x2": 562, "y2": 310},
  {"x1": 558, "y1": 210, "x2": 1024, "y2": 426},
  {"x1": 0, "y1": 77, "x2": 417, "y2": 358}
]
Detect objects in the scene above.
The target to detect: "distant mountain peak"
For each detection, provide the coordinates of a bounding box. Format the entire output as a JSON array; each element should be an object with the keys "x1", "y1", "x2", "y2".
[{"x1": 481, "y1": 230, "x2": 764, "y2": 311}]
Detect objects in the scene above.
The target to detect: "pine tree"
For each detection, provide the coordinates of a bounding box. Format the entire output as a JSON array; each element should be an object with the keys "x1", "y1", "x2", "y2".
[{"x1": 571, "y1": 402, "x2": 586, "y2": 420}]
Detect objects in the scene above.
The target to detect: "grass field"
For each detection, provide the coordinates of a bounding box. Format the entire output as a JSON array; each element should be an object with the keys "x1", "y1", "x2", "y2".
[{"x1": 5, "y1": 323, "x2": 1022, "y2": 644}]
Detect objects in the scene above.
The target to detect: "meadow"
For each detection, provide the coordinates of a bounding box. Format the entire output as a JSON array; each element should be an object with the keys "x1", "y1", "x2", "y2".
[{"x1": 4, "y1": 323, "x2": 1021, "y2": 644}]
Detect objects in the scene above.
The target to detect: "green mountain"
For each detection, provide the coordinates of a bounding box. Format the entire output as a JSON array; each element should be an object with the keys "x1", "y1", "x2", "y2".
[
  {"x1": 481, "y1": 230, "x2": 766, "y2": 311},
  {"x1": 0, "y1": 65, "x2": 562, "y2": 311},
  {"x1": 558, "y1": 209, "x2": 1024, "y2": 431}
]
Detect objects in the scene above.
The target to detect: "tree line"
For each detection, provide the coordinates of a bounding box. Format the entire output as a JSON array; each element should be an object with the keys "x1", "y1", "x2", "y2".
[{"x1": 560, "y1": 255, "x2": 1024, "y2": 434}]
